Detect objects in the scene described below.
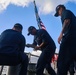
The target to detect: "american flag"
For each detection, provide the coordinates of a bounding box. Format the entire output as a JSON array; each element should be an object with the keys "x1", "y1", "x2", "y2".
[{"x1": 33, "y1": 0, "x2": 46, "y2": 30}]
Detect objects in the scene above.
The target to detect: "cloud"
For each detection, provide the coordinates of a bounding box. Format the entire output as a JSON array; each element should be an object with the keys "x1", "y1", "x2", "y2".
[
  {"x1": 0, "y1": 0, "x2": 33, "y2": 13},
  {"x1": 0, "y1": 0, "x2": 76, "y2": 14},
  {"x1": 36, "y1": 0, "x2": 76, "y2": 15}
]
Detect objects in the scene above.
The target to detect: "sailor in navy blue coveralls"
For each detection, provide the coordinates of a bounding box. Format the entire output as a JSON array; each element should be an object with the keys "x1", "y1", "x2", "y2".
[
  {"x1": 54, "y1": 5, "x2": 76, "y2": 75},
  {"x1": 0, "y1": 23, "x2": 28, "y2": 75},
  {"x1": 26, "y1": 26, "x2": 56, "y2": 75}
]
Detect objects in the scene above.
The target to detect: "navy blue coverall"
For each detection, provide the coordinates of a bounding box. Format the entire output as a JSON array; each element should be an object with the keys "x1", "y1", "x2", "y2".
[
  {"x1": 0, "y1": 29, "x2": 28, "y2": 75},
  {"x1": 57, "y1": 9, "x2": 76, "y2": 75},
  {"x1": 32, "y1": 29, "x2": 56, "y2": 75}
]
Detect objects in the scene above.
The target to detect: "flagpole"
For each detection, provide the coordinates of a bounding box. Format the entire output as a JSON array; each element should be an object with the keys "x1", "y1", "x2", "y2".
[
  {"x1": 33, "y1": 0, "x2": 46, "y2": 30},
  {"x1": 33, "y1": 0, "x2": 40, "y2": 29}
]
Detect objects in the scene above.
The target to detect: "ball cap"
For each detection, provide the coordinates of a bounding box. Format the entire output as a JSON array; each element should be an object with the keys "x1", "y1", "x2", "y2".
[
  {"x1": 54, "y1": 4, "x2": 65, "y2": 17},
  {"x1": 27, "y1": 26, "x2": 36, "y2": 36}
]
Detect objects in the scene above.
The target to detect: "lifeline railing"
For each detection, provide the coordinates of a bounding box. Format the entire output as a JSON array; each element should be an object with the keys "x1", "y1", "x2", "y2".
[
  {"x1": 0, "y1": 52, "x2": 57, "y2": 75},
  {"x1": 0, "y1": 52, "x2": 39, "y2": 75}
]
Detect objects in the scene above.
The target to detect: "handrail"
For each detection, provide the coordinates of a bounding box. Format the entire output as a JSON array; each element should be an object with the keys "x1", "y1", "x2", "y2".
[{"x1": 0, "y1": 65, "x2": 4, "y2": 75}]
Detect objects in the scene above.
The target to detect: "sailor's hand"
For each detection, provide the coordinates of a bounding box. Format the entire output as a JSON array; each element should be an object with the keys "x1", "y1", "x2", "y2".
[
  {"x1": 58, "y1": 32, "x2": 63, "y2": 44},
  {"x1": 25, "y1": 44, "x2": 31, "y2": 47},
  {"x1": 34, "y1": 46, "x2": 41, "y2": 50}
]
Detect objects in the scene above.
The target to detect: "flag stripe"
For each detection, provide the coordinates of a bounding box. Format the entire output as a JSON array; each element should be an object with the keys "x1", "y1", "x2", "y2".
[{"x1": 33, "y1": 1, "x2": 46, "y2": 30}]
